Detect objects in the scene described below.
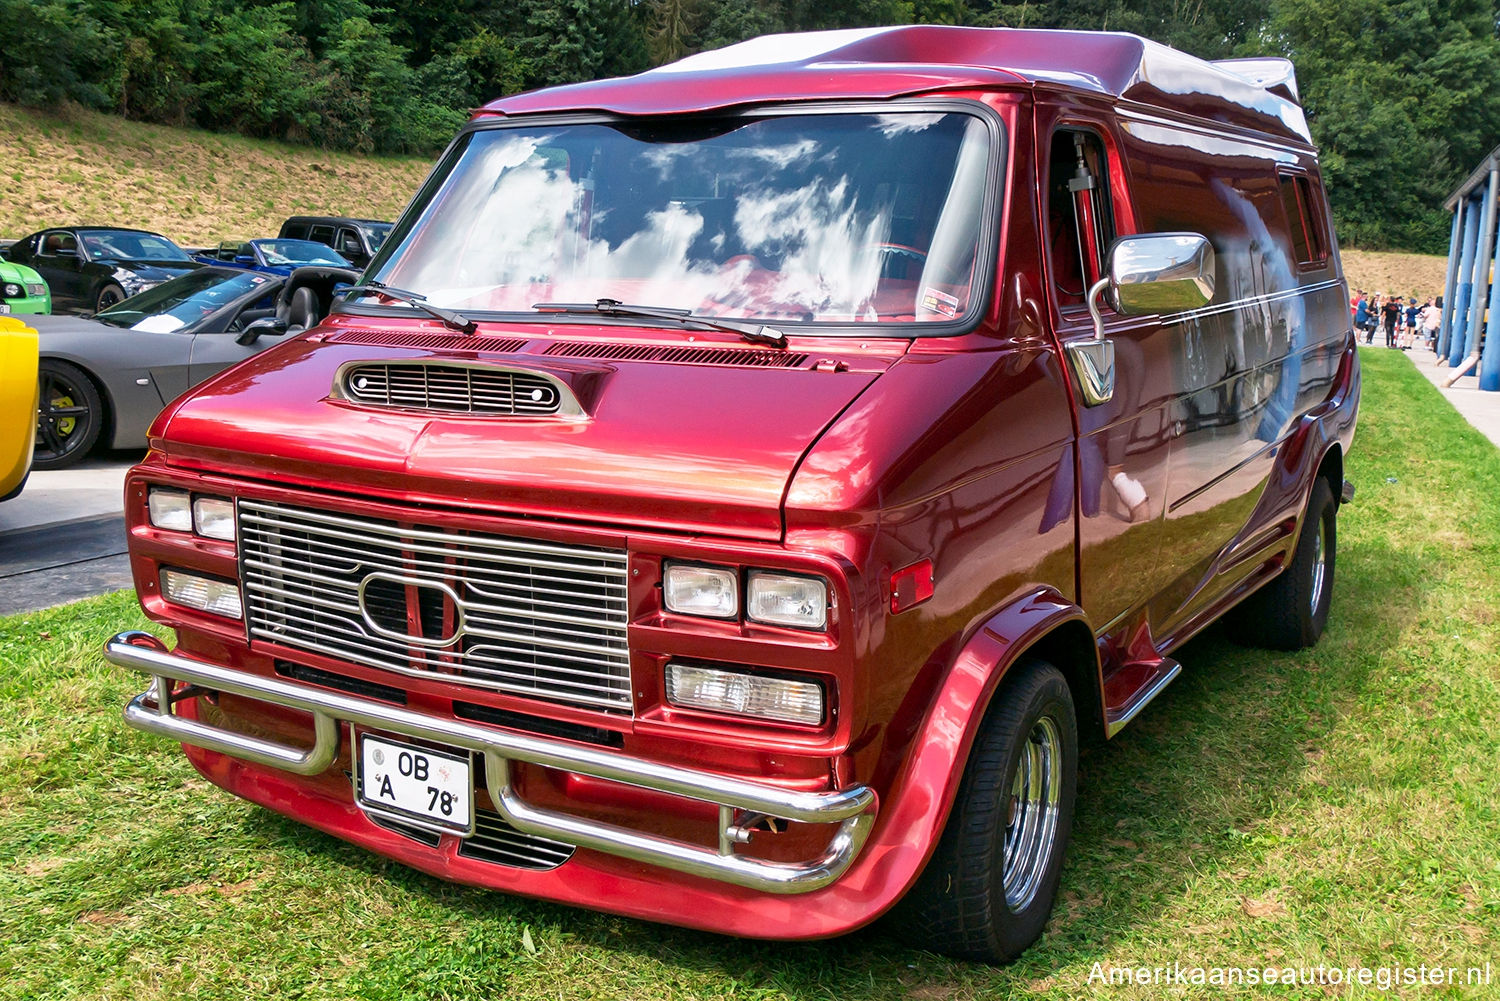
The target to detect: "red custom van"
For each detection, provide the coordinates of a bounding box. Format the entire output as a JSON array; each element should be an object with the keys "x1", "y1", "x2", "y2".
[{"x1": 108, "y1": 27, "x2": 1359, "y2": 962}]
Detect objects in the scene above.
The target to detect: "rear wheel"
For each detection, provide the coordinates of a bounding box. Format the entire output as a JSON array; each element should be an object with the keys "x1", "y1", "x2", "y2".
[
  {"x1": 1228, "y1": 477, "x2": 1336, "y2": 649},
  {"x1": 899, "y1": 659, "x2": 1078, "y2": 963},
  {"x1": 34, "y1": 360, "x2": 103, "y2": 470}
]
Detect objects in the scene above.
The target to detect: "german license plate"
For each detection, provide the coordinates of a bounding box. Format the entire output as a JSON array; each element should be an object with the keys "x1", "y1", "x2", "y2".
[{"x1": 357, "y1": 734, "x2": 473, "y2": 835}]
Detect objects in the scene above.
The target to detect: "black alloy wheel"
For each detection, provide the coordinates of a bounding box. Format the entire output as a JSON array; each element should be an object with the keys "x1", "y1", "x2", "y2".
[
  {"x1": 34, "y1": 360, "x2": 103, "y2": 470},
  {"x1": 95, "y1": 282, "x2": 126, "y2": 313}
]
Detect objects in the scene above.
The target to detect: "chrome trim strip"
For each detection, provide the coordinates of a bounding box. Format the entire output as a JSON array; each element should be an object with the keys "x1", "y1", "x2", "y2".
[
  {"x1": 108, "y1": 631, "x2": 875, "y2": 894},
  {"x1": 1161, "y1": 279, "x2": 1343, "y2": 323}
]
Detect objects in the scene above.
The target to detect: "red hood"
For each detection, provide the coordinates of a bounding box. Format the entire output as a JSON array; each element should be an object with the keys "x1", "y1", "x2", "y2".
[{"x1": 154, "y1": 325, "x2": 894, "y2": 540}]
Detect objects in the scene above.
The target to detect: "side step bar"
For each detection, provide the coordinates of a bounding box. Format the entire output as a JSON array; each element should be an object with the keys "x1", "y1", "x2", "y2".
[
  {"x1": 1103, "y1": 656, "x2": 1183, "y2": 738},
  {"x1": 105, "y1": 631, "x2": 876, "y2": 894}
]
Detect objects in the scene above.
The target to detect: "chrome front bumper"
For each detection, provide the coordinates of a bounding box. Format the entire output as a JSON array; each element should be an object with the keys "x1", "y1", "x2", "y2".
[{"x1": 106, "y1": 631, "x2": 875, "y2": 894}]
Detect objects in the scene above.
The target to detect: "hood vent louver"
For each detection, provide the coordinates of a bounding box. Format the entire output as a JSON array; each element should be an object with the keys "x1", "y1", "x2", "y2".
[
  {"x1": 337, "y1": 361, "x2": 578, "y2": 416},
  {"x1": 326, "y1": 329, "x2": 529, "y2": 353},
  {"x1": 544, "y1": 341, "x2": 808, "y2": 368}
]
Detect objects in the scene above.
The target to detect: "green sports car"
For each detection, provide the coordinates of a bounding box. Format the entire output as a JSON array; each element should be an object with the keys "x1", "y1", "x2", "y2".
[{"x1": 0, "y1": 259, "x2": 50, "y2": 315}]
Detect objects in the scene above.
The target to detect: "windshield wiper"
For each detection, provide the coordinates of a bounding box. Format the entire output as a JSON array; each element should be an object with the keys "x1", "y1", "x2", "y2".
[
  {"x1": 336, "y1": 281, "x2": 477, "y2": 333},
  {"x1": 533, "y1": 298, "x2": 788, "y2": 349}
]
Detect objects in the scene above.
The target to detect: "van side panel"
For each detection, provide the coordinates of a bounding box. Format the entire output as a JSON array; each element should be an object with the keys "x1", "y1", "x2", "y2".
[{"x1": 1112, "y1": 114, "x2": 1346, "y2": 640}]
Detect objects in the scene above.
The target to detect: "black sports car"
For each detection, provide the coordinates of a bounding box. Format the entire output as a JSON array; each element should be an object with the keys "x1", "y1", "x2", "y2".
[{"x1": 3, "y1": 226, "x2": 202, "y2": 315}]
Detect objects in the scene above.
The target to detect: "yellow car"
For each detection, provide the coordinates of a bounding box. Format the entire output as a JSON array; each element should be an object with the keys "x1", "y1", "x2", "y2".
[{"x1": 0, "y1": 315, "x2": 39, "y2": 499}]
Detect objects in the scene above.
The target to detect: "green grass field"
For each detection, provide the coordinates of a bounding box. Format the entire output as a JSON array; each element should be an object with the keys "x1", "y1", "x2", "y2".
[{"x1": 1, "y1": 348, "x2": 1496, "y2": 999}]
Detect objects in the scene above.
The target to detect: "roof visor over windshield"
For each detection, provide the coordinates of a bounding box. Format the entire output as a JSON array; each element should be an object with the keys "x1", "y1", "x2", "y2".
[{"x1": 369, "y1": 110, "x2": 996, "y2": 329}]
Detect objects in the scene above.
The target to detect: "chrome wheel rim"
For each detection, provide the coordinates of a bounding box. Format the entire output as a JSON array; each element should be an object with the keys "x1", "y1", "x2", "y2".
[
  {"x1": 1310, "y1": 516, "x2": 1326, "y2": 616},
  {"x1": 1002, "y1": 715, "x2": 1062, "y2": 913}
]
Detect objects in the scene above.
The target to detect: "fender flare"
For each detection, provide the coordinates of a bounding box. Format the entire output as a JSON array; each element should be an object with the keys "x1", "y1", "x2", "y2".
[{"x1": 828, "y1": 586, "x2": 1098, "y2": 928}]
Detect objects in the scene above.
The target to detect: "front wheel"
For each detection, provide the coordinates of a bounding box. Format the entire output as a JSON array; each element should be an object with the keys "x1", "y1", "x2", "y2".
[
  {"x1": 898, "y1": 659, "x2": 1078, "y2": 963},
  {"x1": 34, "y1": 360, "x2": 104, "y2": 470},
  {"x1": 1228, "y1": 477, "x2": 1336, "y2": 650},
  {"x1": 95, "y1": 282, "x2": 126, "y2": 313}
]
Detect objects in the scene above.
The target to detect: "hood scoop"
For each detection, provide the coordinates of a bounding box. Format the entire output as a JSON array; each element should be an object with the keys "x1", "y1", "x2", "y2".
[
  {"x1": 544, "y1": 341, "x2": 808, "y2": 368},
  {"x1": 324, "y1": 329, "x2": 529, "y2": 353},
  {"x1": 335, "y1": 360, "x2": 585, "y2": 417}
]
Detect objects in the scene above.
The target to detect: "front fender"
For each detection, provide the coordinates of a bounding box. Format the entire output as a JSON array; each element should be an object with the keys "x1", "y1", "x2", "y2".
[{"x1": 819, "y1": 587, "x2": 1098, "y2": 932}]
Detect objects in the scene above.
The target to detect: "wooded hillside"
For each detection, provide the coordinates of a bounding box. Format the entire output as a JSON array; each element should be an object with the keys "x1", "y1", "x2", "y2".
[{"x1": 2, "y1": 0, "x2": 1496, "y2": 253}]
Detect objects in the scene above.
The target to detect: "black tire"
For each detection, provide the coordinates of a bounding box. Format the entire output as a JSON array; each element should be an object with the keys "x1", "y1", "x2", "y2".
[
  {"x1": 95, "y1": 282, "x2": 126, "y2": 313},
  {"x1": 34, "y1": 360, "x2": 104, "y2": 470},
  {"x1": 1228, "y1": 477, "x2": 1336, "y2": 650},
  {"x1": 898, "y1": 659, "x2": 1078, "y2": 963}
]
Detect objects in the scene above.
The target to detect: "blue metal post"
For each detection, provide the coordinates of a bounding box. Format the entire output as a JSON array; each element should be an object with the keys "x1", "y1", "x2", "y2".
[
  {"x1": 1461, "y1": 170, "x2": 1500, "y2": 365},
  {"x1": 1480, "y1": 228, "x2": 1500, "y2": 390},
  {"x1": 1437, "y1": 208, "x2": 1462, "y2": 357},
  {"x1": 1448, "y1": 197, "x2": 1483, "y2": 367}
]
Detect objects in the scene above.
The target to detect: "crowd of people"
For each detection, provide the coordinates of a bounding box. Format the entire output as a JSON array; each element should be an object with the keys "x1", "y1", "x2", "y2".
[{"x1": 1350, "y1": 290, "x2": 1443, "y2": 351}]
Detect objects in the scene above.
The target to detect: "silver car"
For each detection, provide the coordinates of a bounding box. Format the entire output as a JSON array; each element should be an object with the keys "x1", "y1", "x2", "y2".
[{"x1": 33, "y1": 265, "x2": 352, "y2": 469}]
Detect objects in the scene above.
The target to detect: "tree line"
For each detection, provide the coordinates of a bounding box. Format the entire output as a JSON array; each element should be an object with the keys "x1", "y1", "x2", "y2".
[{"x1": 2, "y1": 0, "x2": 1497, "y2": 252}]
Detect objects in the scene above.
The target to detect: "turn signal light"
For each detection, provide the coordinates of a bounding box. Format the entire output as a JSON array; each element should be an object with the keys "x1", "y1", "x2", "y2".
[
  {"x1": 161, "y1": 569, "x2": 243, "y2": 620},
  {"x1": 665, "y1": 661, "x2": 825, "y2": 725}
]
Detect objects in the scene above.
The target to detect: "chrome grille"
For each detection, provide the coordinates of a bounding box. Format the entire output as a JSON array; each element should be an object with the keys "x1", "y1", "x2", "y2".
[
  {"x1": 459, "y1": 808, "x2": 574, "y2": 870},
  {"x1": 239, "y1": 499, "x2": 631, "y2": 711},
  {"x1": 342, "y1": 362, "x2": 562, "y2": 415}
]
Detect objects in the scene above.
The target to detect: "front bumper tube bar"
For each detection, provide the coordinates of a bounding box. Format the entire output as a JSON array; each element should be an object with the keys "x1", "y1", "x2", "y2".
[{"x1": 107, "y1": 631, "x2": 876, "y2": 894}]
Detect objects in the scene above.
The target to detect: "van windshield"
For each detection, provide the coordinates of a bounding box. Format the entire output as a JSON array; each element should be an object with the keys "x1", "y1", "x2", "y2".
[{"x1": 369, "y1": 111, "x2": 996, "y2": 328}]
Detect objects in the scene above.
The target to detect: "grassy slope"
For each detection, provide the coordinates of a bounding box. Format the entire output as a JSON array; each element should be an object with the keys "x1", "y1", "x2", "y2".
[
  {"x1": 0, "y1": 103, "x2": 432, "y2": 246},
  {"x1": 1, "y1": 348, "x2": 1496, "y2": 999},
  {"x1": 1341, "y1": 249, "x2": 1450, "y2": 304}
]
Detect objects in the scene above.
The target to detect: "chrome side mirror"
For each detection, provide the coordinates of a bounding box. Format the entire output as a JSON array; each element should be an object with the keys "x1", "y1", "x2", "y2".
[
  {"x1": 1066, "y1": 233, "x2": 1215, "y2": 408},
  {"x1": 1108, "y1": 233, "x2": 1215, "y2": 315}
]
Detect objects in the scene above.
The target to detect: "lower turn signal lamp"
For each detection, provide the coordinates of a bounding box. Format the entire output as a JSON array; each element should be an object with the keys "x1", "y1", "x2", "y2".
[
  {"x1": 665, "y1": 661, "x2": 825, "y2": 726},
  {"x1": 161, "y1": 569, "x2": 243, "y2": 620}
]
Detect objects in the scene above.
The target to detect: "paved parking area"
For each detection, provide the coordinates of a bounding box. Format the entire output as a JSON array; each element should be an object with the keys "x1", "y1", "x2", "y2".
[
  {"x1": 0, "y1": 451, "x2": 143, "y2": 616},
  {"x1": 1407, "y1": 347, "x2": 1500, "y2": 449}
]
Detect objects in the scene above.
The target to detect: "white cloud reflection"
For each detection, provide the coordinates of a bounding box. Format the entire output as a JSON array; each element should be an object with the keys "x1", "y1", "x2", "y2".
[{"x1": 383, "y1": 118, "x2": 982, "y2": 322}]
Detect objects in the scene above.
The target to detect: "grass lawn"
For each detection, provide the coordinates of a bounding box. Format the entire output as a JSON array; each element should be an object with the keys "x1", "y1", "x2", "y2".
[{"x1": 1, "y1": 348, "x2": 1496, "y2": 999}]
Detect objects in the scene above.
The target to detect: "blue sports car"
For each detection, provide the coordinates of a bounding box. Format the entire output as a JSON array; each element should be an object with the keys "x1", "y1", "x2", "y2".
[{"x1": 194, "y1": 238, "x2": 353, "y2": 276}]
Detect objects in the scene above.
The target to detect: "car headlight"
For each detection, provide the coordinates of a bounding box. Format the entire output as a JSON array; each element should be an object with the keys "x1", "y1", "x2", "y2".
[
  {"x1": 27, "y1": 283, "x2": 45, "y2": 297},
  {"x1": 149, "y1": 486, "x2": 236, "y2": 543},
  {"x1": 663, "y1": 563, "x2": 739, "y2": 619},
  {"x1": 192, "y1": 496, "x2": 236, "y2": 541},
  {"x1": 147, "y1": 487, "x2": 193, "y2": 532},
  {"x1": 747, "y1": 571, "x2": 828, "y2": 630},
  {"x1": 1, "y1": 282, "x2": 21, "y2": 298}
]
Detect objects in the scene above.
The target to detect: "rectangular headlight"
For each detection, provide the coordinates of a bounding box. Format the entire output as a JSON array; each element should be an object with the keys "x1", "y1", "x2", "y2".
[
  {"x1": 147, "y1": 487, "x2": 192, "y2": 532},
  {"x1": 663, "y1": 563, "x2": 739, "y2": 619},
  {"x1": 665, "y1": 662, "x2": 824, "y2": 725},
  {"x1": 192, "y1": 496, "x2": 236, "y2": 541},
  {"x1": 161, "y1": 569, "x2": 243, "y2": 619},
  {"x1": 747, "y1": 571, "x2": 828, "y2": 630}
]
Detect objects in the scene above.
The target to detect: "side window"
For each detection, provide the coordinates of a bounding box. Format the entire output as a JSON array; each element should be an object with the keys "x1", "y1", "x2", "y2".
[
  {"x1": 337, "y1": 229, "x2": 363, "y2": 256},
  {"x1": 309, "y1": 225, "x2": 336, "y2": 247},
  {"x1": 283, "y1": 223, "x2": 308, "y2": 240},
  {"x1": 41, "y1": 231, "x2": 78, "y2": 256},
  {"x1": 1277, "y1": 172, "x2": 1327, "y2": 266},
  {"x1": 1045, "y1": 129, "x2": 1116, "y2": 306}
]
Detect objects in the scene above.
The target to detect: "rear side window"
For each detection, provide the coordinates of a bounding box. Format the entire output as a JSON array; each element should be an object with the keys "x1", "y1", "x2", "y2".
[
  {"x1": 1278, "y1": 173, "x2": 1327, "y2": 266},
  {"x1": 282, "y1": 223, "x2": 308, "y2": 240},
  {"x1": 309, "y1": 225, "x2": 336, "y2": 247}
]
